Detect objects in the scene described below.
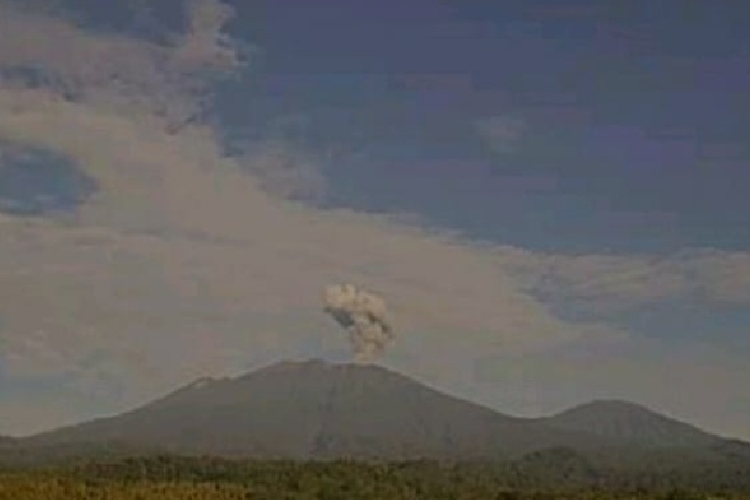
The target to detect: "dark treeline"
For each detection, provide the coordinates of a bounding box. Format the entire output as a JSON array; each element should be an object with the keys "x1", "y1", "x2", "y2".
[{"x1": 1, "y1": 453, "x2": 749, "y2": 499}]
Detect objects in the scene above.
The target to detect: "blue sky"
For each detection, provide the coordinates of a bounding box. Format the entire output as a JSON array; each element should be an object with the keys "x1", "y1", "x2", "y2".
[
  {"x1": 0, "y1": 0, "x2": 748, "y2": 439},
  {"x1": 224, "y1": 0, "x2": 750, "y2": 253}
]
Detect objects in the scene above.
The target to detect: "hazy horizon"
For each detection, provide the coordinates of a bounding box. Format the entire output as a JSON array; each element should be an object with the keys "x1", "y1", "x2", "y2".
[
  {"x1": 0, "y1": 357, "x2": 740, "y2": 442},
  {"x1": 1, "y1": 0, "x2": 748, "y2": 440}
]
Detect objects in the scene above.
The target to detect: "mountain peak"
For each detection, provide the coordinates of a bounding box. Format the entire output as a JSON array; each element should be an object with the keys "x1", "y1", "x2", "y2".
[
  {"x1": 245, "y1": 358, "x2": 407, "y2": 384},
  {"x1": 262, "y1": 358, "x2": 331, "y2": 370},
  {"x1": 19, "y1": 362, "x2": 729, "y2": 461},
  {"x1": 544, "y1": 399, "x2": 717, "y2": 447},
  {"x1": 253, "y1": 358, "x2": 388, "y2": 374}
]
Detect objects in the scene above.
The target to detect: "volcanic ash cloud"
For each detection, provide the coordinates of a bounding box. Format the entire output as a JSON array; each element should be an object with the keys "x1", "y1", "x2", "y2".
[{"x1": 323, "y1": 284, "x2": 393, "y2": 363}]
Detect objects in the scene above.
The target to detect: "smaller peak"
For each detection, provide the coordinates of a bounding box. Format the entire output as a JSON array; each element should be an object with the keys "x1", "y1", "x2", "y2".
[
  {"x1": 590, "y1": 399, "x2": 643, "y2": 406},
  {"x1": 561, "y1": 399, "x2": 653, "y2": 414},
  {"x1": 591, "y1": 398, "x2": 646, "y2": 407}
]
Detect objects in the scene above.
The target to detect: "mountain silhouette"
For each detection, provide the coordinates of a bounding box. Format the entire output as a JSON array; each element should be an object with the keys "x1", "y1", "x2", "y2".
[
  {"x1": 14, "y1": 360, "x2": 740, "y2": 462},
  {"x1": 540, "y1": 399, "x2": 718, "y2": 447}
]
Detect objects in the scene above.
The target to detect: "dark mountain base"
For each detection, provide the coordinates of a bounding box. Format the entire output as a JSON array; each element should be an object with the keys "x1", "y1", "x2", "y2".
[
  {"x1": 2, "y1": 453, "x2": 750, "y2": 498},
  {"x1": 5, "y1": 359, "x2": 750, "y2": 492}
]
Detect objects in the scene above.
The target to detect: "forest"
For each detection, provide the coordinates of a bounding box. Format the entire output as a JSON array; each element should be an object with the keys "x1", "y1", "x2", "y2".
[{"x1": 1, "y1": 454, "x2": 749, "y2": 499}]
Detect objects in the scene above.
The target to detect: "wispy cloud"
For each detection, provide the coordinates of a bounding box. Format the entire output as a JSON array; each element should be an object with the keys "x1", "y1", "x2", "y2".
[
  {"x1": 236, "y1": 138, "x2": 329, "y2": 203},
  {"x1": 0, "y1": 0, "x2": 244, "y2": 122},
  {"x1": 0, "y1": 0, "x2": 747, "y2": 439},
  {"x1": 511, "y1": 249, "x2": 750, "y2": 314}
]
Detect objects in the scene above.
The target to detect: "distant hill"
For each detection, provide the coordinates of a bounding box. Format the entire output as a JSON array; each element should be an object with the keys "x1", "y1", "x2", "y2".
[
  {"x1": 540, "y1": 399, "x2": 718, "y2": 447},
  {"x1": 10, "y1": 359, "x2": 747, "y2": 465}
]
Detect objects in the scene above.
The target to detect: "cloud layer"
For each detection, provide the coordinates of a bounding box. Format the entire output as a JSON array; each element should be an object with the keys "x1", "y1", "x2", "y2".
[{"x1": 0, "y1": 0, "x2": 748, "y2": 439}]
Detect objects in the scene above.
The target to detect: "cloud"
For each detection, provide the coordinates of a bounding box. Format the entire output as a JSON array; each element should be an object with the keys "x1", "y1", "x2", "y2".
[
  {"x1": 509, "y1": 249, "x2": 750, "y2": 315},
  {"x1": 0, "y1": 0, "x2": 245, "y2": 125},
  {"x1": 237, "y1": 138, "x2": 329, "y2": 203},
  {"x1": 0, "y1": 0, "x2": 748, "y2": 440},
  {"x1": 677, "y1": 250, "x2": 750, "y2": 303}
]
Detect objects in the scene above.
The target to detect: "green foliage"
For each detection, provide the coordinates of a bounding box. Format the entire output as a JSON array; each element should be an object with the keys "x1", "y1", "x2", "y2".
[{"x1": 0, "y1": 454, "x2": 748, "y2": 499}]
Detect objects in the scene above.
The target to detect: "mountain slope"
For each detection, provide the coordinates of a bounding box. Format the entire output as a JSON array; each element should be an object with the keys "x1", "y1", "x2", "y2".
[
  {"x1": 540, "y1": 400, "x2": 719, "y2": 448},
  {"x1": 15, "y1": 360, "x2": 744, "y2": 463},
  {"x1": 22, "y1": 360, "x2": 599, "y2": 460}
]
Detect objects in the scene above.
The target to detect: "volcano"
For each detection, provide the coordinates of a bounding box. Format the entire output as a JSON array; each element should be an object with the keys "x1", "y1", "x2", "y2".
[{"x1": 14, "y1": 359, "x2": 739, "y2": 462}]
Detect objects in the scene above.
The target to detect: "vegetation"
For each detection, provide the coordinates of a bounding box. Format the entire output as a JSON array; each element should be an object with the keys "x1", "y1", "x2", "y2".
[{"x1": 0, "y1": 454, "x2": 748, "y2": 499}]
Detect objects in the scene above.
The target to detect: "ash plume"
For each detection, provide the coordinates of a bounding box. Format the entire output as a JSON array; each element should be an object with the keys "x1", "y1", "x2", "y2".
[{"x1": 323, "y1": 284, "x2": 393, "y2": 363}]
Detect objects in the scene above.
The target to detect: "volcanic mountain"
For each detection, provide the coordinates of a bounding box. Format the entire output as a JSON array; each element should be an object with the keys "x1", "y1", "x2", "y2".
[
  {"x1": 15, "y1": 360, "x2": 739, "y2": 461},
  {"x1": 539, "y1": 399, "x2": 719, "y2": 448}
]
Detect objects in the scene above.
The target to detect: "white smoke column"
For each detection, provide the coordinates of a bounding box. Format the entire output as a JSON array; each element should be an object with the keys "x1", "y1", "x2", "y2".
[{"x1": 323, "y1": 284, "x2": 393, "y2": 363}]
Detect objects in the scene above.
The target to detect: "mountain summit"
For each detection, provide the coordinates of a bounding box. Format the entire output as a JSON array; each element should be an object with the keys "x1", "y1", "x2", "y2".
[
  {"x1": 18, "y1": 360, "x2": 733, "y2": 461},
  {"x1": 541, "y1": 399, "x2": 717, "y2": 447}
]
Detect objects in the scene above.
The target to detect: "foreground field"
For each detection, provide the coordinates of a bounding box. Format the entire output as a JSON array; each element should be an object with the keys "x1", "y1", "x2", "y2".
[
  {"x1": 2, "y1": 475, "x2": 746, "y2": 500},
  {"x1": 1, "y1": 456, "x2": 749, "y2": 500}
]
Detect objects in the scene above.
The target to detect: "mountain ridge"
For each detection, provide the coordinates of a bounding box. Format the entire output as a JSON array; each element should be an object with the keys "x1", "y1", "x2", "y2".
[
  {"x1": 539, "y1": 399, "x2": 718, "y2": 447},
  {"x1": 9, "y1": 359, "x2": 744, "y2": 463}
]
